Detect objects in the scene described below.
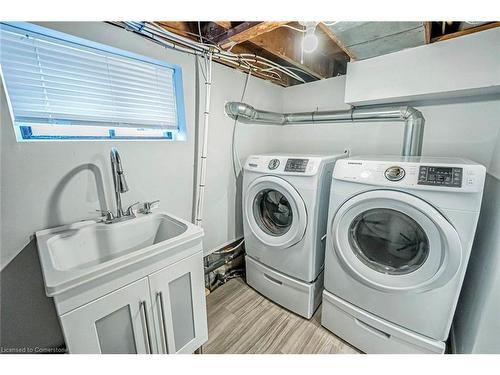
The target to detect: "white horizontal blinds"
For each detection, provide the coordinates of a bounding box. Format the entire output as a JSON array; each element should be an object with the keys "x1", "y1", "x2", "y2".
[{"x1": 0, "y1": 25, "x2": 178, "y2": 130}]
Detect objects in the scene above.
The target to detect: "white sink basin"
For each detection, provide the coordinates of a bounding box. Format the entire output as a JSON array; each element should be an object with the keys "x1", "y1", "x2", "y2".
[
  {"x1": 36, "y1": 212, "x2": 204, "y2": 297},
  {"x1": 48, "y1": 214, "x2": 187, "y2": 271}
]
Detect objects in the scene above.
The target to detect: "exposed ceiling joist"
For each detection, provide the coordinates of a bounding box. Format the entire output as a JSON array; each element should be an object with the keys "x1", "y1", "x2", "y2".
[
  {"x1": 248, "y1": 27, "x2": 342, "y2": 80},
  {"x1": 156, "y1": 21, "x2": 197, "y2": 39},
  {"x1": 424, "y1": 22, "x2": 432, "y2": 44},
  {"x1": 150, "y1": 21, "x2": 490, "y2": 87},
  {"x1": 214, "y1": 21, "x2": 232, "y2": 29},
  {"x1": 156, "y1": 21, "x2": 295, "y2": 86},
  {"x1": 430, "y1": 21, "x2": 500, "y2": 43},
  {"x1": 214, "y1": 21, "x2": 290, "y2": 49},
  {"x1": 318, "y1": 23, "x2": 356, "y2": 60},
  {"x1": 321, "y1": 22, "x2": 428, "y2": 61},
  {"x1": 206, "y1": 22, "x2": 348, "y2": 82}
]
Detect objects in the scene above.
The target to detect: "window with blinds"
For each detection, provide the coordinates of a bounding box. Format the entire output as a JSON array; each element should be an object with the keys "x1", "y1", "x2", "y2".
[{"x1": 0, "y1": 22, "x2": 186, "y2": 141}]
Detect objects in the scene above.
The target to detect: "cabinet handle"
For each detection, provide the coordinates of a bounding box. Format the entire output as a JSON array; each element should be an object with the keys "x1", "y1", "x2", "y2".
[
  {"x1": 140, "y1": 300, "x2": 153, "y2": 354},
  {"x1": 156, "y1": 291, "x2": 169, "y2": 354}
]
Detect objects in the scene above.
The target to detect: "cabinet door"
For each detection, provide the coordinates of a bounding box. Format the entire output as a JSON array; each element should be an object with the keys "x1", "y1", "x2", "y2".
[
  {"x1": 60, "y1": 277, "x2": 156, "y2": 354},
  {"x1": 148, "y1": 252, "x2": 208, "y2": 354}
]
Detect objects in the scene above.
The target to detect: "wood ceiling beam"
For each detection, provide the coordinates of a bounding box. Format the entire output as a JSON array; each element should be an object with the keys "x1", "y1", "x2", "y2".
[
  {"x1": 247, "y1": 32, "x2": 325, "y2": 80},
  {"x1": 156, "y1": 22, "x2": 198, "y2": 40},
  {"x1": 248, "y1": 25, "x2": 349, "y2": 80},
  {"x1": 214, "y1": 21, "x2": 232, "y2": 29},
  {"x1": 214, "y1": 21, "x2": 290, "y2": 49},
  {"x1": 153, "y1": 22, "x2": 295, "y2": 86},
  {"x1": 155, "y1": 21, "x2": 298, "y2": 87},
  {"x1": 318, "y1": 23, "x2": 356, "y2": 60},
  {"x1": 431, "y1": 21, "x2": 500, "y2": 43},
  {"x1": 207, "y1": 22, "x2": 331, "y2": 81},
  {"x1": 423, "y1": 22, "x2": 432, "y2": 44},
  {"x1": 155, "y1": 22, "x2": 348, "y2": 86}
]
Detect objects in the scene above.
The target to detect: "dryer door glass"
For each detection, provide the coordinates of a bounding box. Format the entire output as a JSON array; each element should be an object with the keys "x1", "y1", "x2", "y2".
[
  {"x1": 348, "y1": 208, "x2": 429, "y2": 275},
  {"x1": 253, "y1": 189, "x2": 293, "y2": 236}
]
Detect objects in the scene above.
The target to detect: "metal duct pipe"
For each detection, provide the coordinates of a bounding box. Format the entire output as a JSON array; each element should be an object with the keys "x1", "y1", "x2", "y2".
[{"x1": 225, "y1": 102, "x2": 425, "y2": 156}]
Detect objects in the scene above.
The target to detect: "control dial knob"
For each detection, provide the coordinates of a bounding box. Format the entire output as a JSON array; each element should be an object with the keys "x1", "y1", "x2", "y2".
[
  {"x1": 385, "y1": 166, "x2": 405, "y2": 181},
  {"x1": 268, "y1": 159, "x2": 280, "y2": 170}
]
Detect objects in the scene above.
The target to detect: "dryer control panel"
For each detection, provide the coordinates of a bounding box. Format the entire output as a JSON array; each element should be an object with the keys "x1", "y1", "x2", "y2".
[
  {"x1": 417, "y1": 166, "x2": 463, "y2": 187},
  {"x1": 332, "y1": 157, "x2": 486, "y2": 193}
]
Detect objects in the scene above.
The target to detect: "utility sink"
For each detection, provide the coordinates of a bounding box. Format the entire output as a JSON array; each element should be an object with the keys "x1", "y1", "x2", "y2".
[{"x1": 36, "y1": 212, "x2": 204, "y2": 297}]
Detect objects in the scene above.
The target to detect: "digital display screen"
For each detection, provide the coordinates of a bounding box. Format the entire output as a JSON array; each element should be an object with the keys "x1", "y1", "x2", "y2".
[
  {"x1": 418, "y1": 166, "x2": 462, "y2": 187},
  {"x1": 285, "y1": 158, "x2": 308, "y2": 173}
]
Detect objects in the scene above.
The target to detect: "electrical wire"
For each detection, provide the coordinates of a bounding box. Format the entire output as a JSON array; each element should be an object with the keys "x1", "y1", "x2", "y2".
[
  {"x1": 322, "y1": 21, "x2": 339, "y2": 26},
  {"x1": 129, "y1": 22, "x2": 283, "y2": 80},
  {"x1": 145, "y1": 21, "x2": 306, "y2": 82},
  {"x1": 231, "y1": 69, "x2": 252, "y2": 180},
  {"x1": 112, "y1": 21, "x2": 310, "y2": 84},
  {"x1": 197, "y1": 21, "x2": 203, "y2": 43},
  {"x1": 280, "y1": 24, "x2": 307, "y2": 33},
  {"x1": 212, "y1": 237, "x2": 245, "y2": 255},
  {"x1": 261, "y1": 65, "x2": 317, "y2": 80},
  {"x1": 196, "y1": 55, "x2": 207, "y2": 81}
]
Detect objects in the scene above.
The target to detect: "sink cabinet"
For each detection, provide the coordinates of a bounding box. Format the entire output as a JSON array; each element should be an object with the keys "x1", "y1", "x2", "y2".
[
  {"x1": 60, "y1": 277, "x2": 152, "y2": 353},
  {"x1": 36, "y1": 212, "x2": 207, "y2": 354},
  {"x1": 59, "y1": 252, "x2": 207, "y2": 354},
  {"x1": 149, "y1": 252, "x2": 207, "y2": 353}
]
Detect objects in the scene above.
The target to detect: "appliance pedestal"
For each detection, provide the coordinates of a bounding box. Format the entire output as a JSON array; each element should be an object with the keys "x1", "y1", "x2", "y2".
[{"x1": 246, "y1": 255, "x2": 323, "y2": 319}]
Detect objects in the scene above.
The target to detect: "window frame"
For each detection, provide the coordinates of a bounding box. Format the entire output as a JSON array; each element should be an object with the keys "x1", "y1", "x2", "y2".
[{"x1": 0, "y1": 22, "x2": 187, "y2": 142}]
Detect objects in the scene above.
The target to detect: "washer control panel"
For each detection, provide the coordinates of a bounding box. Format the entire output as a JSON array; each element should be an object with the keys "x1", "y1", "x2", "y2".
[
  {"x1": 418, "y1": 166, "x2": 463, "y2": 187},
  {"x1": 244, "y1": 155, "x2": 329, "y2": 176},
  {"x1": 284, "y1": 158, "x2": 309, "y2": 173}
]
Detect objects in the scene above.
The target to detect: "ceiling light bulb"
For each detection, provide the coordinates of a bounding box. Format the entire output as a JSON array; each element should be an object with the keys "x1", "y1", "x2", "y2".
[{"x1": 302, "y1": 32, "x2": 318, "y2": 53}]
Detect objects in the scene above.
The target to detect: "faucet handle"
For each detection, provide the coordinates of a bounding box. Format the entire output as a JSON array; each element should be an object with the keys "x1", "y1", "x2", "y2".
[
  {"x1": 125, "y1": 202, "x2": 140, "y2": 216},
  {"x1": 141, "y1": 200, "x2": 160, "y2": 214},
  {"x1": 96, "y1": 209, "x2": 114, "y2": 223}
]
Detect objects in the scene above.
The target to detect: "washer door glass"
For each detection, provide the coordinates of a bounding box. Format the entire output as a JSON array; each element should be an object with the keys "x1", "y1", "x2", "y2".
[
  {"x1": 253, "y1": 189, "x2": 293, "y2": 236},
  {"x1": 348, "y1": 208, "x2": 429, "y2": 275},
  {"x1": 245, "y1": 175, "x2": 307, "y2": 249}
]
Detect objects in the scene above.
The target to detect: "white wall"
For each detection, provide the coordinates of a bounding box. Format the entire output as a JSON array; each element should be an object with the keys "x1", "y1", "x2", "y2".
[
  {"x1": 452, "y1": 128, "x2": 500, "y2": 353},
  {"x1": 201, "y1": 65, "x2": 282, "y2": 253},
  {"x1": 0, "y1": 21, "x2": 281, "y2": 350},
  {"x1": 279, "y1": 76, "x2": 500, "y2": 169},
  {"x1": 345, "y1": 27, "x2": 500, "y2": 105}
]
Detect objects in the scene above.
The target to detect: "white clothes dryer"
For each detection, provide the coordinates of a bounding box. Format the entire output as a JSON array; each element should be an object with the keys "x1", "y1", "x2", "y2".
[{"x1": 321, "y1": 156, "x2": 486, "y2": 353}]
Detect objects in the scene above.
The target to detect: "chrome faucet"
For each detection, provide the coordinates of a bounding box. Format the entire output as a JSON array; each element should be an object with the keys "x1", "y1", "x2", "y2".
[
  {"x1": 96, "y1": 148, "x2": 156, "y2": 224},
  {"x1": 110, "y1": 147, "x2": 128, "y2": 218},
  {"x1": 101, "y1": 148, "x2": 138, "y2": 224}
]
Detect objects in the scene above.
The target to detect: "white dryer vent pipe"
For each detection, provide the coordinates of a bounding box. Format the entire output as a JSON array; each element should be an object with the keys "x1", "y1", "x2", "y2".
[{"x1": 225, "y1": 102, "x2": 425, "y2": 156}]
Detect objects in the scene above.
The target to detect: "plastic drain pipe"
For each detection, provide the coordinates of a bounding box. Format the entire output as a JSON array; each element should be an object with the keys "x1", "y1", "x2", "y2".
[
  {"x1": 224, "y1": 102, "x2": 425, "y2": 156},
  {"x1": 194, "y1": 52, "x2": 213, "y2": 226}
]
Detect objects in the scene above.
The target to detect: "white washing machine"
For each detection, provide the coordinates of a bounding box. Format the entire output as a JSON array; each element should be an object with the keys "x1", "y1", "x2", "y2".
[
  {"x1": 243, "y1": 153, "x2": 347, "y2": 318},
  {"x1": 321, "y1": 155, "x2": 486, "y2": 353}
]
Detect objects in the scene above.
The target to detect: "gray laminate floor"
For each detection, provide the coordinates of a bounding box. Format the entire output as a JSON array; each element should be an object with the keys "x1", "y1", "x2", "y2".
[{"x1": 204, "y1": 277, "x2": 360, "y2": 354}]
